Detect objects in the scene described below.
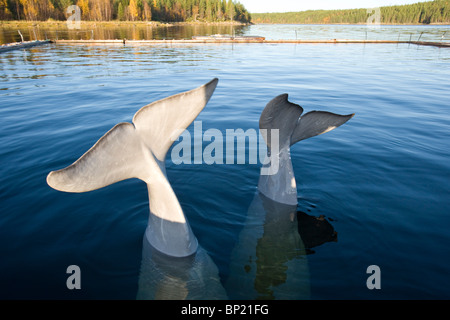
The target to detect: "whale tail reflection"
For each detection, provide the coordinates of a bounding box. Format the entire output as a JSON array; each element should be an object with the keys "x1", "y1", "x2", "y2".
[{"x1": 297, "y1": 211, "x2": 338, "y2": 255}]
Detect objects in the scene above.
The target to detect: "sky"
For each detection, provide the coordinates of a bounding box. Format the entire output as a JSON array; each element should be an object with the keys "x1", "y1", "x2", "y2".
[{"x1": 239, "y1": 0, "x2": 434, "y2": 13}]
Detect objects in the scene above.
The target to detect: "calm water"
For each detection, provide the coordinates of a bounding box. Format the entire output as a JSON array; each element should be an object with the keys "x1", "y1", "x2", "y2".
[
  {"x1": 1, "y1": 23, "x2": 450, "y2": 44},
  {"x1": 1, "y1": 24, "x2": 450, "y2": 300}
]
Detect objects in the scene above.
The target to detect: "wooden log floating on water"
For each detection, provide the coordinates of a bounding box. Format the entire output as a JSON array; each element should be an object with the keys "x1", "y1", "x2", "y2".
[
  {"x1": 0, "y1": 40, "x2": 52, "y2": 53},
  {"x1": 51, "y1": 39, "x2": 450, "y2": 47},
  {"x1": 409, "y1": 41, "x2": 450, "y2": 48}
]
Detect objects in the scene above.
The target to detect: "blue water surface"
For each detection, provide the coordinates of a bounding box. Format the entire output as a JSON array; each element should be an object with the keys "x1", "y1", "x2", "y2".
[{"x1": 1, "y1": 25, "x2": 450, "y2": 300}]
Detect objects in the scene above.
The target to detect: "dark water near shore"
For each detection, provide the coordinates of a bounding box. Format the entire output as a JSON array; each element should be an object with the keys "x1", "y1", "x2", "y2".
[
  {"x1": 0, "y1": 24, "x2": 449, "y2": 300},
  {"x1": 1, "y1": 23, "x2": 449, "y2": 44}
]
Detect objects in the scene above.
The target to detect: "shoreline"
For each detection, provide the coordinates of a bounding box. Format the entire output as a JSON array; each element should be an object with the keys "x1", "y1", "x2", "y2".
[
  {"x1": 1, "y1": 20, "x2": 449, "y2": 28},
  {"x1": 252, "y1": 22, "x2": 450, "y2": 26},
  {"x1": 0, "y1": 20, "x2": 250, "y2": 28}
]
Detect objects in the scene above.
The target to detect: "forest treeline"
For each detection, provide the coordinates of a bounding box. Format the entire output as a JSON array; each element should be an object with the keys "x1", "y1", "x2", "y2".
[
  {"x1": 0, "y1": 0, "x2": 251, "y2": 23},
  {"x1": 252, "y1": 1, "x2": 450, "y2": 25}
]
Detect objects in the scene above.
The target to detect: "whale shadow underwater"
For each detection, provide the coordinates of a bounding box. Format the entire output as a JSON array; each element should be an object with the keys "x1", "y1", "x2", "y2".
[
  {"x1": 225, "y1": 94, "x2": 353, "y2": 300},
  {"x1": 47, "y1": 78, "x2": 227, "y2": 300}
]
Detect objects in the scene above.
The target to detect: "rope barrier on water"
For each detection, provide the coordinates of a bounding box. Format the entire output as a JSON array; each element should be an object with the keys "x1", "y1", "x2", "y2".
[
  {"x1": 49, "y1": 39, "x2": 450, "y2": 48},
  {"x1": 1, "y1": 38, "x2": 449, "y2": 53}
]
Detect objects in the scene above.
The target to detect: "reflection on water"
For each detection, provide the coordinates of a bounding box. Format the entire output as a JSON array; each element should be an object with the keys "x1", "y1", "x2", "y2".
[
  {"x1": 297, "y1": 211, "x2": 337, "y2": 255},
  {"x1": 254, "y1": 194, "x2": 305, "y2": 300},
  {"x1": 0, "y1": 23, "x2": 247, "y2": 44},
  {"x1": 1, "y1": 23, "x2": 448, "y2": 44},
  {"x1": 225, "y1": 192, "x2": 337, "y2": 300},
  {"x1": 249, "y1": 24, "x2": 450, "y2": 42},
  {"x1": 137, "y1": 235, "x2": 227, "y2": 300}
]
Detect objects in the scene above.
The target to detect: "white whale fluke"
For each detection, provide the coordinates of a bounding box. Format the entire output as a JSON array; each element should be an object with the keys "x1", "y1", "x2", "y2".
[
  {"x1": 258, "y1": 94, "x2": 354, "y2": 205},
  {"x1": 47, "y1": 78, "x2": 218, "y2": 258}
]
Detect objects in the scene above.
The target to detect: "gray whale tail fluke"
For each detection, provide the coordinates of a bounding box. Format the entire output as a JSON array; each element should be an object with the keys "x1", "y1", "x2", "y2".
[
  {"x1": 290, "y1": 110, "x2": 355, "y2": 145},
  {"x1": 226, "y1": 94, "x2": 349, "y2": 299},
  {"x1": 259, "y1": 93, "x2": 354, "y2": 150},
  {"x1": 47, "y1": 78, "x2": 219, "y2": 257},
  {"x1": 258, "y1": 94, "x2": 354, "y2": 205}
]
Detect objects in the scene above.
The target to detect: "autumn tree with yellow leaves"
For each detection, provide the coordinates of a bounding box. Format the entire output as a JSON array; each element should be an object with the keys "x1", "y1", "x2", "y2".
[{"x1": 0, "y1": 0, "x2": 251, "y2": 22}]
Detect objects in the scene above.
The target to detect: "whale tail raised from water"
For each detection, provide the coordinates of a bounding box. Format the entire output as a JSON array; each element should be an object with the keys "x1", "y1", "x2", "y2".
[
  {"x1": 47, "y1": 78, "x2": 218, "y2": 192},
  {"x1": 258, "y1": 94, "x2": 354, "y2": 205},
  {"x1": 259, "y1": 93, "x2": 354, "y2": 150},
  {"x1": 47, "y1": 78, "x2": 219, "y2": 257}
]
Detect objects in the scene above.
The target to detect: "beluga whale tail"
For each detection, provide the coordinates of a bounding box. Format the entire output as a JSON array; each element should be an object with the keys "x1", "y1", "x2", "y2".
[
  {"x1": 47, "y1": 78, "x2": 219, "y2": 258},
  {"x1": 225, "y1": 94, "x2": 353, "y2": 299},
  {"x1": 258, "y1": 94, "x2": 354, "y2": 205}
]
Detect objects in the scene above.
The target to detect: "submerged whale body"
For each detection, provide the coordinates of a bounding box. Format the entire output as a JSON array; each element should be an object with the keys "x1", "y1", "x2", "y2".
[
  {"x1": 47, "y1": 78, "x2": 227, "y2": 299},
  {"x1": 226, "y1": 94, "x2": 353, "y2": 299},
  {"x1": 226, "y1": 192, "x2": 311, "y2": 300},
  {"x1": 137, "y1": 234, "x2": 227, "y2": 300}
]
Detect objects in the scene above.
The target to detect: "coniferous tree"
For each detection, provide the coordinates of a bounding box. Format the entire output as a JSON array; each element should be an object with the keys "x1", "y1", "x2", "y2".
[{"x1": 252, "y1": 0, "x2": 449, "y2": 25}]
